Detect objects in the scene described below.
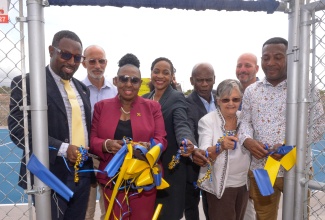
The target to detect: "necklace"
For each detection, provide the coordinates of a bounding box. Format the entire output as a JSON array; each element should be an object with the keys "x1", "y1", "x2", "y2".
[{"x1": 120, "y1": 107, "x2": 130, "y2": 114}]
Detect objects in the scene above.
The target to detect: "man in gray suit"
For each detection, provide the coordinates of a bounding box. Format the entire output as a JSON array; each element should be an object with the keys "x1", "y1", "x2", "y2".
[{"x1": 185, "y1": 63, "x2": 215, "y2": 220}]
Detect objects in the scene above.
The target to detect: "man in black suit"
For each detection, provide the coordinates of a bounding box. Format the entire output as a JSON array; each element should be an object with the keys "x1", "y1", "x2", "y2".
[
  {"x1": 185, "y1": 63, "x2": 216, "y2": 220},
  {"x1": 8, "y1": 30, "x2": 93, "y2": 220}
]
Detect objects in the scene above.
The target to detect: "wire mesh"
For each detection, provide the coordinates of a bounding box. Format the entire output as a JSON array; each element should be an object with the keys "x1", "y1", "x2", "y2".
[
  {"x1": 302, "y1": 1, "x2": 325, "y2": 219},
  {"x1": 0, "y1": 0, "x2": 32, "y2": 219}
]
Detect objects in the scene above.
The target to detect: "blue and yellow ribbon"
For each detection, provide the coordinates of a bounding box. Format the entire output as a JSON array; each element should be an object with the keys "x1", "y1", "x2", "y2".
[
  {"x1": 104, "y1": 139, "x2": 168, "y2": 220},
  {"x1": 253, "y1": 144, "x2": 296, "y2": 196},
  {"x1": 168, "y1": 138, "x2": 188, "y2": 170},
  {"x1": 27, "y1": 154, "x2": 74, "y2": 201}
]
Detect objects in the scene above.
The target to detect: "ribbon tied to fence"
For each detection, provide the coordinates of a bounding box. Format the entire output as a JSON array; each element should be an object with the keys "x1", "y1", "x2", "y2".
[
  {"x1": 253, "y1": 144, "x2": 296, "y2": 196},
  {"x1": 27, "y1": 154, "x2": 74, "y2": 201}
]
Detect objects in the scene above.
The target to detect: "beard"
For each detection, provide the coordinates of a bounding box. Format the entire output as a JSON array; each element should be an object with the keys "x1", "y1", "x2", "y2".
[
  {"x1": 89, "y1": 71, "x2": 104, "y2": 80},
  {"x1": 58, "y1": 71, "x2": 74, "y2": 80}
]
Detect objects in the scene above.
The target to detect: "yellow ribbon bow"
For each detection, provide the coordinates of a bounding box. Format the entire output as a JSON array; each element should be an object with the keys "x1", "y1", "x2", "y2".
[
  {"x1": 264, "y1": 146, "x2": 296, "y2": 186},
  {"x1": 104, "y1": 142, "x2": 169, "y2": 220}
]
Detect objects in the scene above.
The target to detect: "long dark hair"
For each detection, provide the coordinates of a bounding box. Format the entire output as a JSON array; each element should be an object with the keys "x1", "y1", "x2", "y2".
[{"x1": 150, "y1": 57, "x2": 177, "y2": 90}]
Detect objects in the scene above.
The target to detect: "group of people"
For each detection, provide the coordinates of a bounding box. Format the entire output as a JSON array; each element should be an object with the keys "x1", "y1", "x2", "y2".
[{"x1": 8, "y1": 29, "x2": 324, "y2": 220}]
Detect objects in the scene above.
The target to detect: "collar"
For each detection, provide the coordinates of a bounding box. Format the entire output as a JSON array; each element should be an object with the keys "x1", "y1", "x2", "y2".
[
  {"x1": 261, "y1": 77, "x2": 287, "y2": 87},
  {"x1": 83, "y1": 76, "x2": 114, "y2": 89},
  {"x1": 48, "y1": 65, "x2": 64, "y2": 82},
  {"x1": 198, "y1": 92, "x2": 215, "y2": 105}
]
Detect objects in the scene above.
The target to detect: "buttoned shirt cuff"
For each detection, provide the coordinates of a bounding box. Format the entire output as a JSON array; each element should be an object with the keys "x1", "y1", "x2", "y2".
[
  {"x1": 189, "y1": 145, "x2": 198, "y2": 161},
  {"x1": 239, "y1": 135, "x2": 251, "y2": 146},
  {"x1": 240, "y1": 136, "x2": 251, "y2": 153},
  {"x1": 58, "y1": 142, "x2": 69, "y2": 158}
]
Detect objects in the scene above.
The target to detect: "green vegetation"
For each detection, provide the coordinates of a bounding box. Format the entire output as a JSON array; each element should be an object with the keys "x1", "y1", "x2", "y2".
[
  {"x1": 0, "y1": 86, "x2": 11, "y2": 94},
  {"x1": 184, "y1": 89, "x2": 193, "y2": 96}
]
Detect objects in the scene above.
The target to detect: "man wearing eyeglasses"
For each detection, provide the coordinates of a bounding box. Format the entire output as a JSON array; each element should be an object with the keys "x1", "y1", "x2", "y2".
[
  {"x1": 185, "y1": 63, "x2": 216, "y2": 220},
  {"x1": 8, "y1": 30, "x2": 94, "y2": 220},
  {"x1": 236, "y1": 53, "x2": 259, "y2": 220},
  {"x1": 81, "y1": 45, "x2": 117, "y2": 220}
]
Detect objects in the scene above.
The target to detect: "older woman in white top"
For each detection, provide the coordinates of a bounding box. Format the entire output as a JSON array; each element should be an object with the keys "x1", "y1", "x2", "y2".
[{"x1": 197, "y1": 79, "x2": 251, "y2": 220}]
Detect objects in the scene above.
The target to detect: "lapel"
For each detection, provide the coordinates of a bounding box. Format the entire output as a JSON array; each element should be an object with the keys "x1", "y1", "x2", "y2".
[
  {"x1": 191, "y1": 91, "x2": 208, "y2": 116},
  {"x1": 72, "y1": 78, "x2": 90, "y2": 111},
  {"x1": 159, "y1": 85, "x2": 174, "y2": 107},
  {"x1": 46, "y1": 67, "x2": 67, "y2": 116},
  {"x1": 144, "y1": 91, "x2": 154, "y2": 100}
]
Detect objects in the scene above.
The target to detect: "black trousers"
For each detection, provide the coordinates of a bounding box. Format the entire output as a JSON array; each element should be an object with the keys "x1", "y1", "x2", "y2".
[
  {"x1": 50, "y1": 174, "x2": 91, "y2": 220},
  {"x1": 184, "y1": 182, "x2": 210, "y2": 220}
]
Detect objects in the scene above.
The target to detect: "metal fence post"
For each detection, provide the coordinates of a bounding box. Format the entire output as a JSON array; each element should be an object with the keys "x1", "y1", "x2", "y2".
[
  {"x1": 26, "y1": 0, "x2": 51, "y2": 219},
  {"x1": 283, "y1": 0, "x2": 300, "y2": 219}
]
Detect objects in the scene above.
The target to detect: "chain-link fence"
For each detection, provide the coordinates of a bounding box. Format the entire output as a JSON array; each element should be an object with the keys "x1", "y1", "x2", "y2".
[
  {"x1": 305, "y1": 1, "x2": 325, "y2": 219},
  {"x1": 1, "y1": 0, "x2": 325, "y2": 220},
  {"x1": 0, "y1": 0, "x2": 33, "y2": 219}
]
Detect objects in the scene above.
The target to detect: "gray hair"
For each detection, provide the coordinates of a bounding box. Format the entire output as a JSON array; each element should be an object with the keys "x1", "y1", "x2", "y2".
[{"x1": 215, "y1": 79, "x2": 243, "y2": 100}]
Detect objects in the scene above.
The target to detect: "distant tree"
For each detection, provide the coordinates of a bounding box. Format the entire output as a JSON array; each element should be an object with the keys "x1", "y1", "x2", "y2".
[
  {"x1": 320, "y1": 90, "x2": 324, "y2": 96},
  {"x1": 0, "y1": 86, "x2": 11, "y2": 94},
  {"x1": 184, "y1": 89, "x2": 193, "y2": 96}
]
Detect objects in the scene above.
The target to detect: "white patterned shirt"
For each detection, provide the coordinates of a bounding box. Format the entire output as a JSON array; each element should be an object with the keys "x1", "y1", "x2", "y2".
[{"x1": 238, "y1": 78, "x2": 324, "y2": 177}]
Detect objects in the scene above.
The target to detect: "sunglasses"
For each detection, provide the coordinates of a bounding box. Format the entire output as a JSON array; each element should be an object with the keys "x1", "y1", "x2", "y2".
[
  {"x1": 118, "y1": 75, "x2": 141, "y2": 84},
  {"x1": 52, "y1": 46, "x2": 85, "y2": 63},
  {"x1": 220, "y1": 98, "x2": 241, "y2": 103},
  {"x1": 85, "y1": 58, "x2": 107, "y2": 65}
]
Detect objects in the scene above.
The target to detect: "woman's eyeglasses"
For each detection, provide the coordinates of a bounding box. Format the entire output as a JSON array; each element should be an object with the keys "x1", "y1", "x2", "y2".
[
  {"x1": 85, "y1": 59, "x2": 107, "y2": 65},
  {"x1": 118, "y1": 75, "x2": 141, "y2": 85},
  {"x1": 52, "y1": 46, "x2": 85, "y2": 63},
  {"x1": 220, "y1": 98, "x2": 241, "y2": 103}
]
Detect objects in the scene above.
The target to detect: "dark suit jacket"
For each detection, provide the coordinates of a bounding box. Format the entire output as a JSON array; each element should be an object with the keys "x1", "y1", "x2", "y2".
[
  {"x1": 143, "y1": 85, "x2": 196, "y2": 220},
  {"x1": 8, "y1": 66, "x2": 93, "y2": 189},
  {"x1": 185, "y1": 90, "x2": 213, "y2": 183}
]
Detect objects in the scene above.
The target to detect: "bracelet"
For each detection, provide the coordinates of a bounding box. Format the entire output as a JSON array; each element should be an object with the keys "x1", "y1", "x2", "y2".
[
  {"x1": 104, "y1": 139, "x2": 113, "y2": 153},
  {"x1": 215, "y1": 136, "x2": 225, "y2": 153},
  {"x1": 215, "y1": 142, "x2": 221, "y2": 153}
]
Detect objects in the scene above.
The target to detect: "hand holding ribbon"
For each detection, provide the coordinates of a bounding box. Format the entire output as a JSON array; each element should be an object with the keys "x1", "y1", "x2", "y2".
[
  {"x1": 243, "y1": 138, "x2": 269, "y2": 159},
  {"x1": 103, "y1": 139, "x2": 124, "y2": 154},
  {"x1": 265, "y1": 143, "x2": 286, "y2": 161},
  {"x1": 192, "y1": 148, "x2": 210, "y2": 167},
  {"x1": 180, "y1": 138, "x2": 195, "y2": 157},
  {"x1": 74, "y1": 146, "x2": 89, "y2": 182},
  {"x1": 219, "y1": 135, "x2": 238, "y2": 151},
  {"x1": 66, "y1": 144, "x2": 89, "y2": 164},
  {"x1": 168, "y1": 138, "x2": 193, "y2": 169}
]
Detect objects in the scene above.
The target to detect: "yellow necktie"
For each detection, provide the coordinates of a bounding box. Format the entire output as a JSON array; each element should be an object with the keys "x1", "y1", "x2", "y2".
[{"x1": 62, "y1": 79, "x2": 85, "y2": 147}]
